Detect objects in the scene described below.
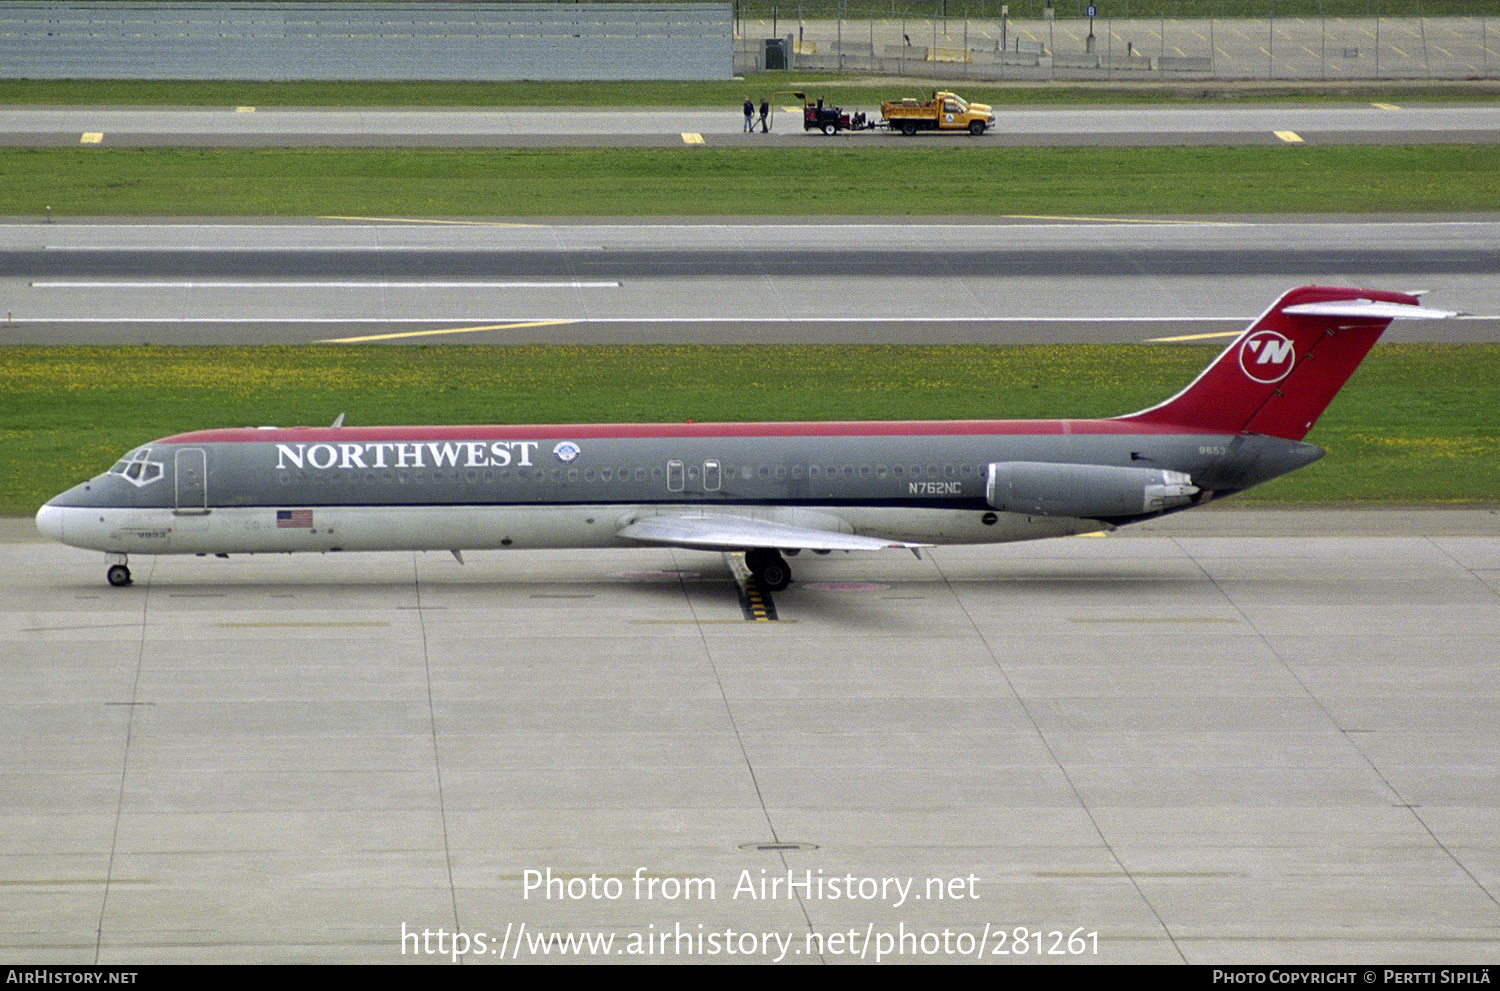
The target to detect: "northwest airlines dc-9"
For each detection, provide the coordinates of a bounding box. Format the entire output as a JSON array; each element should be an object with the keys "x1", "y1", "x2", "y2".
[{"x1": 36, "y1": 287, "x2": 1453, "y2": 591}]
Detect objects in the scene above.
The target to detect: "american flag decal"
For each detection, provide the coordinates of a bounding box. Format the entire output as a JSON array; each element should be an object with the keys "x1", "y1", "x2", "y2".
[{"x1": 277, "y1": 509, "x2": 314, "y2": 529}]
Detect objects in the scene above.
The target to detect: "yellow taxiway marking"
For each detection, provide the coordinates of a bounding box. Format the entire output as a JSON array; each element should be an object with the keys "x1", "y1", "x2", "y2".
[
  {"x1": 1147, "y1": 330, "x2": 1241, "y2": 342},
  {"x1": 317, "y1": 319, "x2": 576, "y2": 344},
  {"x1": 633, "y1": 619, "x2": 798, "y2": 625},
  {"x1": 235, "y1": 106, "x2": 256, "y2": 113},
  {"x1": 1000, "y1": 214, "x2": 1235, "y2": 225},
  {"x1": 218, "y1": 621, "x2": 391, "y2": 628},
  {"x1": 80, "y1": 132, "x2": 103, "y2": 144},
  {"x1": 1372, "y1": 102, "x2": 1400, "y2": 110},
  {"x1": 1070, "y1": 617, "x2": 1239, "y2": 624},
  {"x1": 681, "y1": 132, "x2": 704, "y2": 144},
  {"x1": 319, "y1": 216, "x2": 540, "y2": 227},
  {"x1": 1274, "y1": 130, "x2": 1304, "y2": 143}
]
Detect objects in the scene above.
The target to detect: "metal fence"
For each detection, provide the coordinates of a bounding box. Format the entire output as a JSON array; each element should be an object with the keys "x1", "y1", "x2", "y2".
[
  {"x1": 0, "y1": 2, "x2": 735, "y2": 81},
  {"x1": 736, "y1": 14, "x2": 1498, "y2": 79}
]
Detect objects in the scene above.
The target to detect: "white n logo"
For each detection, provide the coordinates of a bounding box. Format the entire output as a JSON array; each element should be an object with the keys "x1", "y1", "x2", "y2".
[
  {"x1": 1254, "y1": 338, "x2": 1293, "y2": 365},
  {"x1": 1239, "y1": 330, "x2": 1296, "y2": 384}
]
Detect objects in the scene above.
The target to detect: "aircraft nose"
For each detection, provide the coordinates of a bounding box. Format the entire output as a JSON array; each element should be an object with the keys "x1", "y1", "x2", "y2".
[{"x1": 35, "y1": 503, "x2": 64, "y2": 543}]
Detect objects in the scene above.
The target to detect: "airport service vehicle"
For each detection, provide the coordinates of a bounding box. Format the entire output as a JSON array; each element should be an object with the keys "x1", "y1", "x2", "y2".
[
  {"x1": 36, "y1": 287, "x2": 1452, "y2": 592},
  {"x1": 882, "y1": 91, "x2": 995, "y2": 135},
  {"x1": 796, "y1": 92, "x2": 873, "y2": 135}
]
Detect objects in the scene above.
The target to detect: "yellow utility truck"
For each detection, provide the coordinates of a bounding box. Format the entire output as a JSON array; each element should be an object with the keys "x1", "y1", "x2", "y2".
[{"x1": 881, "y1": 91, "x2": 994, "y2": 135}]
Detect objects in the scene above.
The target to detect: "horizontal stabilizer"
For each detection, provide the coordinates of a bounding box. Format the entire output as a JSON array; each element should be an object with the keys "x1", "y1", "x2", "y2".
[
  {"x1": 617, "y1": 513, "x2": 927, "y2": 553},
  {"x1": 1282, "y1": 299, "x2": 1456, "y2": 320}
]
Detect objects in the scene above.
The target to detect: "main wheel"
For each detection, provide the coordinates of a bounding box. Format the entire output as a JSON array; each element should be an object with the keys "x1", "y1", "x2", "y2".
[
  {"x1": 106, "y1": 564, "x2": 132, "y2": 587},
  {"x1": 756, "y1": 557, "x2": 791, "y2": 592},
  {"x1": 745, "y1": 549, "x2": 791, "y2": 592}
]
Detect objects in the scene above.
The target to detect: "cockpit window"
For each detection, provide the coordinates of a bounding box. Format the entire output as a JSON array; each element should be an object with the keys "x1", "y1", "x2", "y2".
[{"x1": 108, "y1": 448, "x2": 165, "y2": 487}]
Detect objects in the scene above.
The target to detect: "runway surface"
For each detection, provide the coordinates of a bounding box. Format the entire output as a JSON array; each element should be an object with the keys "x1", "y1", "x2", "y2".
[
  {"x1": 3, "y1": 507, "x2": 1498, "y2": 963},
  {"x1": 5, "y1": 102, "x2": 1500, "y2": 147},
  {"x1": 3, "y1": 217, "x2": 1497, "y2": 345}
]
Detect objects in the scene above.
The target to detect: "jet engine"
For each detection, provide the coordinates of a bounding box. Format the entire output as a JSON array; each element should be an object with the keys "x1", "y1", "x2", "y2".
[{"x1": 985, "y1": 461, "x2": 1199, "y2": 519}]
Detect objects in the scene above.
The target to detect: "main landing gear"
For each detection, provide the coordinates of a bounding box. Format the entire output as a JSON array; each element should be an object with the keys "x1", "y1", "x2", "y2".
[
  {"x1": 744, "y1": 548, "x2": 791, "y2": 591},
  {"x1": 106, "y1": 554, "x2": 132, "y2": 587}
]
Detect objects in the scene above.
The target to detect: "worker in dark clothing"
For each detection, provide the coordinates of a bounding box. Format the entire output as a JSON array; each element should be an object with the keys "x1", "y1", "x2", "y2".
[
  {"x1": 743, "y1": 97, "x2": 754, "y2": 132},
  {"x1": 758, "y1": 98, "x2": 770, "y2": 133}
]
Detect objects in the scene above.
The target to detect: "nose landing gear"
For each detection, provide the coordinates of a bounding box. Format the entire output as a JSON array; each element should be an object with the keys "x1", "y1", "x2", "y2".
[{"x1": 106, "y1": 554, "x2": 132, "y2": 587}]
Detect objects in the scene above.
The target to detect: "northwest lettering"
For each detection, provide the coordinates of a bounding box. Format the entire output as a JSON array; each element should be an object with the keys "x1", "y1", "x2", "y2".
[{"x1": 275, "y1": 441, "x2": 541, "y2": 472}]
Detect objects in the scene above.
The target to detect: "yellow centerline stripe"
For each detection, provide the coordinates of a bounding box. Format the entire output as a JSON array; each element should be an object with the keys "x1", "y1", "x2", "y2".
[
  {"x1": 1274, "y1": 130, "x2": 1304, "y2": 143},
  {"x1": 317, "y1": 319, "x2": 575, "y2": 343},
  {"x1": 319, "y1": 216, "x2": 540, "y2": 227},
  {"x1": 1147, "y1": 330, "x2": 1241, "y2": 342},
  {"x1": 1000, "y1": 214, "x2": 1235, "y2": 226}
]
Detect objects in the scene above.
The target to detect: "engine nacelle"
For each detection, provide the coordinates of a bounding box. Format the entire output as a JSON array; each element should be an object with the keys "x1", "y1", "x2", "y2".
[{"x1": 986, "y1": 461, "x2": 1199, "y2": 519}]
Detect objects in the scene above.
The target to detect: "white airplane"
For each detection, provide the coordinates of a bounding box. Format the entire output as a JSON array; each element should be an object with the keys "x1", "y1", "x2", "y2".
[{"x1": 36, "y1": 286, "x2": 1453, "y2": 590}]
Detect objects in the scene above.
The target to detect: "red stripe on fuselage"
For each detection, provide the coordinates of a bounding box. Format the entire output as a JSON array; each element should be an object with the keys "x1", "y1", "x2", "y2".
[{"x1": 157, "y1": 419, "x2": 1208, "y2": 446}]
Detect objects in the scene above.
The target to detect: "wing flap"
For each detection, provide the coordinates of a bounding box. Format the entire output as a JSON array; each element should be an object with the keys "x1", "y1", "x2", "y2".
[{"x1": 616, "y1": 513, "x2": 926, "y2": 552}]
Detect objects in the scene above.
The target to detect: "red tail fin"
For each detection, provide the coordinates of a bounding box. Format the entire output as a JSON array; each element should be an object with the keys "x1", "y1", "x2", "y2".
[{"x1": 1117, "y1": 286, "x2": 1452, "y2": 441}]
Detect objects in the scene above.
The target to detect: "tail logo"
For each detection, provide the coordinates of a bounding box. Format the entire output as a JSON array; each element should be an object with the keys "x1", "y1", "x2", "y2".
[{"x1": 1239, "y1": 330, "x2": 1296, "y2": 384}]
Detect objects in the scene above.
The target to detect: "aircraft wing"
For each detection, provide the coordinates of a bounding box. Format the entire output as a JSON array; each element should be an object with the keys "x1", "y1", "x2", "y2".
[{"x1": 616, "y1": 513, "x2": 928, "y2": 553}]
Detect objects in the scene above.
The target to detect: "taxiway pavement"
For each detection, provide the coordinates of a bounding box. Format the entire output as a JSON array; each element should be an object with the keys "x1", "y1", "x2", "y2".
[
  {"x1": 3, "y1": 507, "x2": 1498, "y2": 963},
  {"x1": 4, "y1": 102, "x2": 1500, "y2": 148}
]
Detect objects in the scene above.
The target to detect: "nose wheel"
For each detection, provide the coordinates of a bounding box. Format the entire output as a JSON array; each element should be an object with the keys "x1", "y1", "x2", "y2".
[{"x1": 106, "y1": 555, "x2": 132, "y2": 587}]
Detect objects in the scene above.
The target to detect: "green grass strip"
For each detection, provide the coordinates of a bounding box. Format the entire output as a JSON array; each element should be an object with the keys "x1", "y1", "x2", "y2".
[
  {"x1": 4, "y1": 343, "x2": 1495, "y2": 515},
  {"x1": 3, "y1": 145, "x2": 1496, "y2": 216}
]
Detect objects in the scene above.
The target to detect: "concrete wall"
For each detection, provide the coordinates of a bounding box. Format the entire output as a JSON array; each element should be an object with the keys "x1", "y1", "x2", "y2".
[{"x1": 1, "y1": 2, "x2": 734, "y2": 81}]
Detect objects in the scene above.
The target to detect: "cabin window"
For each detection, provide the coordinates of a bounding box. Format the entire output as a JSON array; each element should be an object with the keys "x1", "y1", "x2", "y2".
[
  {"x1": 667, "y1": 460, "x2": 685, "y2": 492},
  {"x1": 704, "y1": 460, "x2": 721, "y2": 491}
]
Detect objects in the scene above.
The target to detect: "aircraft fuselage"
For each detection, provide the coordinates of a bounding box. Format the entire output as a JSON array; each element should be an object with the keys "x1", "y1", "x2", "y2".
[{"x1": 36, "y1": 420, "x2": 1318, "y2": 558}]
